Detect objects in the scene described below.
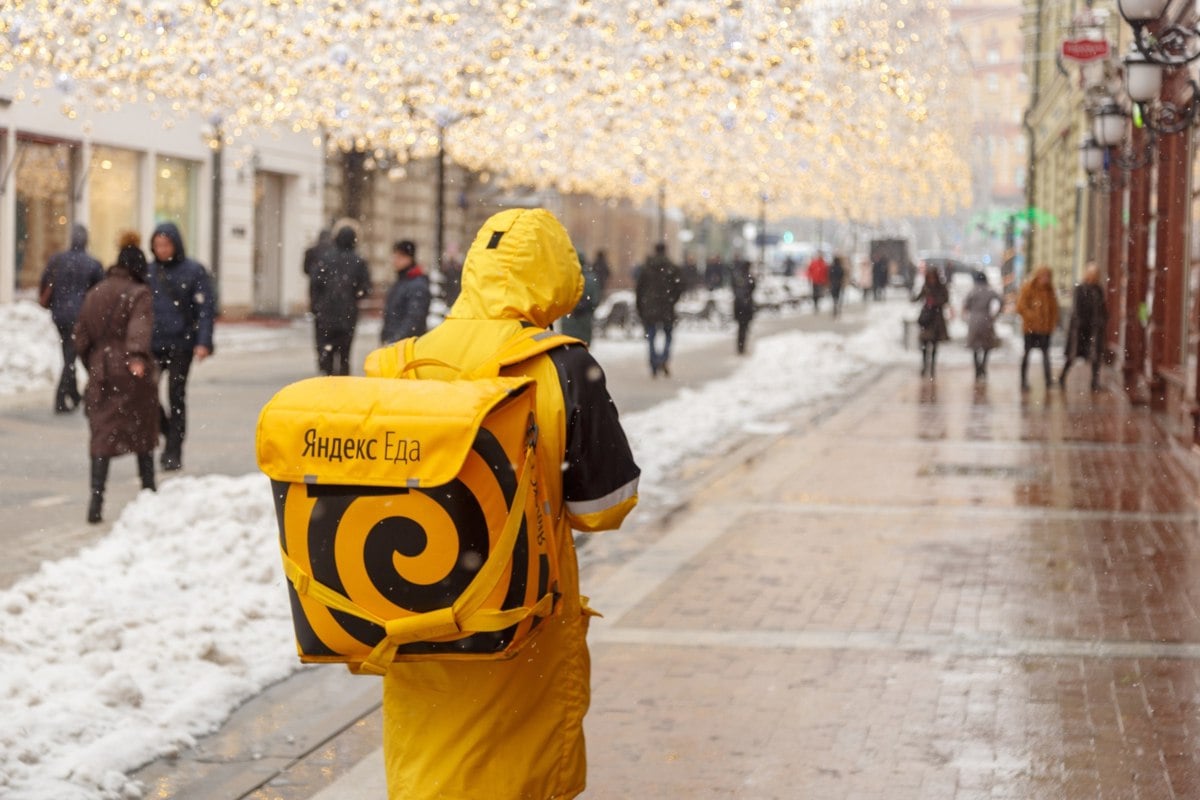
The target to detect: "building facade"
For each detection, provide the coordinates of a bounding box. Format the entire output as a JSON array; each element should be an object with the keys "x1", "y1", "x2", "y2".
[{"x1": 0, "y1": 77, "x2": 325, "y2": 317}]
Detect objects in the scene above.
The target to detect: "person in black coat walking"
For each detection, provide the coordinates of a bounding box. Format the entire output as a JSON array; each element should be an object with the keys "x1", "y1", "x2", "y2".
[
  {"x1": 381, "y1": 240, "x2": 432, "y2": 345},
  {"x1": 39, "y1": 224, "x2": 104, "y2": 413},
  {"x1": 731, "y1": 259, "x2": 757, "y2": 354},
  {"x1": 147, "y1": 222, "x2": 216, "y2": 472},
  {"x1": 829, "y1": 255, "x2": 847, "y2": 318},
  {"x1": 1059, "y1": 262, "x2": 1109, "y2": 391},
  {"x1": 310, "y1": 225, "x2": 372, "y2": 376},
  {"x1": 635, "y1": 243, "x2": 683, "y2": 377}
]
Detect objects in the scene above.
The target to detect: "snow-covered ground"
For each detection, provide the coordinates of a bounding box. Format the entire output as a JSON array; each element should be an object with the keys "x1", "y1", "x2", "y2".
[{"x1": 0, "y1": 299, "x2": 930, "y2": 799}]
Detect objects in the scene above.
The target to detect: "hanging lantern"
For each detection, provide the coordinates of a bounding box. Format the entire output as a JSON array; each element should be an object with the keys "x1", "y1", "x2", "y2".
[
  {"x1": 1124, "y1": 50, "x2": 1163, "y2": 103},
  {"x1": 1093, "y1": 101, "x2": 1127, "y2": 147}
]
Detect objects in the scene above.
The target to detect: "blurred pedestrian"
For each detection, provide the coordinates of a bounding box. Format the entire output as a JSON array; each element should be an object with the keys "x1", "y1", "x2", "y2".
[
  {"x1": 441, "y1": 246, "x2": 463, "y2": 308},
  {"x1": 39, "y1": 224, "x2": 103, "y2": 413},
  {"x1": 1059, "y1": 262, "x2": 1108, "y2": 392},
  {"x1": 913, "y1": 264, "x2": 950, "y2": 379},
  {"x1": 681, "y1": 254, "x2": 701, "y2": 293},
  {"x1": 829, "y1": 255, "x2": 847, "y2": 318},
  {"x1": 872, "y1": 254, "x2": 889, "y2": 300},
  {"x1": 704, "y1": 256, "x2": 725, "y2": 290},
  {"x1": 1016, "y1": 265, "x2": 1059, "y2": 392},
  {"x1": 962, "y1": 272, "x2": 1002, "y2": 382},
  {"x1": 148, "y1": 222, "x2": 216, "y2": 472},
  {"x1": 807, "y1": 252, "x2": 829, "y2": 312},
  {"x1": 73, "y1": 232, "x2": 159, "y2": 524},
  {"x1": 592, "y1": 249, "x2": 611, "y2": 297},
  {"x1": 302, "y1": 229, "x2": 332, "y2": 284},
  {"x1": 635, "y1": 243, "x2": 683, "y2": 377},
  {"x1": 381, "y1": 240, "x2": 431, "y2": 345},
  {"x1": 310, "y1": 224, "x2": 371, "y2": 376},
  {"x1": 731, "y1": 259, "x2": 756, "y2": 355},
  {"x1": 561, "y1": 252, "x2": 601, "y2": 345}
]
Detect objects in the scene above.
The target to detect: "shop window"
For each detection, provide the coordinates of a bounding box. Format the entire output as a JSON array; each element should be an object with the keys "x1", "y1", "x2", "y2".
[
  {"x1": 14, "y1": 138, "x2": 76, "y2": 291},
  {"x1": 89, "y1": 147, "x2": 140, "y2": 267},
  {"x1": 155, "y1": 156, "x2": 198, "y2": 250}
]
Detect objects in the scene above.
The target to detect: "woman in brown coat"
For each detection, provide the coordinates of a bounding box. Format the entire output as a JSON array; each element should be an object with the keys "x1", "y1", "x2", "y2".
[
  {"x1": 73, "y1": 233, "x2": 159, "y2": 523},
  {"x1": 1016, "y1": 265, "x2": 1060, "y2": 392}
]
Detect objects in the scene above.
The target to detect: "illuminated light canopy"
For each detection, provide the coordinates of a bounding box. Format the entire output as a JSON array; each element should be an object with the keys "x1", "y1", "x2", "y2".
[{"x1": 0, "y1": 0, "x2": 973, "y2": 222}]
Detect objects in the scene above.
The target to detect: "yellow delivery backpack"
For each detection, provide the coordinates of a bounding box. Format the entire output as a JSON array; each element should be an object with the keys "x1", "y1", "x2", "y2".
[{"x1": 256, "y1": 328, "x2": 580, "y2": 675}]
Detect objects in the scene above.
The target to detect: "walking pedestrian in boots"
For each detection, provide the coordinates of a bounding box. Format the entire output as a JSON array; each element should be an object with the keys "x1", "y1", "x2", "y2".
[
  {"x1": 1059, "y1": 262, "x2": 1108, "y2": 392},
  {"x1": 913, "y1": 264, "x2": 949, "y2": 379},
  {"x1": 829, "y1": 255, "x2": 847, "y2": 318},
  {"x1": 635, "y1": 243, "x2": 683, "y2": 377},
  {"x1": 39, "y1": 224, "x2": 104, "y2": 413},
  {"x1": 309, "y1": 224, "x2": 372, "y2": 375},
  {"x1": 148, "y1": 222, "x2": 216, "y2": 472},
  {"x1": 73, "y1": 233, "x2": 159, "y2": 524},
  {"x1": 962, "y1": 271, "x2": 1002, "y2": 382},
  {"x1": 1016, "y1": 265, "x2": 1059, "y2": 392}
]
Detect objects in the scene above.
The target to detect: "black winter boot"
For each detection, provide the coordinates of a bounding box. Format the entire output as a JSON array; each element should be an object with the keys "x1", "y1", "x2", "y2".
[
  {"x1": 88, "y1": 456, "x2": 110, "y2": 524},
  {"x1": 137, "y1": 453, "x2": 157, "y2": 492}
]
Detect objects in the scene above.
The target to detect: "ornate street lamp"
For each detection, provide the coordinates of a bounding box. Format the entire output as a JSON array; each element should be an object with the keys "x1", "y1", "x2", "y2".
[
  {"x1": 1118, "y1": 0, "x2": 1200, "y2": 65},
  {"x1": 1080, "y1": 136, "x2": 1107, "y2": 175},
  {"x1": 1093, "y1": 100, "x2": 1128, "y2": 146},
  {"x1": 1123, "y1": 49, "x2": 1163, "y2": 102}
]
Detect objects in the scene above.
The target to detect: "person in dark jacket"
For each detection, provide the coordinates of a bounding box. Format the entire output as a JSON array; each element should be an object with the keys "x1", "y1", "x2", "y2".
[
  {"x1": 39, "y1": 224, "x2": 104, "y2": 413},
  {"x1": 829, "y1": 255, "x2": 847, "y2": 318},
  {"x1": 635, "y1": 243, "x2": 683, "y2": 377},
  {"x1": 147, "y1": 221, "x2": 216, "y2": 472},
  {"x1": 561, "y1": 253, "x2": 601, "y2": 345},
  {"x1": 381, "y1": 239, "x2": 431, "y2": 345},
  {"x1": 1059, "y1": 262, "x2": 1108, "y2": 391},
  {"x1": 74, "y1": 232, "x2": 159, "y2": 523},
  {"x1": 913, "y1": 265, "x2": 950, "y2": 379},
  {"x1": 731, "y1": 259, "x2": 757, "y2": 355},
  {"x1": 310, "y1": 224, "x2": 371, "y2": 375},
  {"x1": 302, "y1": 228, "x2": 332, "y2": 305},
  {"x1": 592, "y1": 249, "x2": 611, "y2": 297},
  {"x1": 871, "y1": 255, "x2": 889, "y2": 300}
]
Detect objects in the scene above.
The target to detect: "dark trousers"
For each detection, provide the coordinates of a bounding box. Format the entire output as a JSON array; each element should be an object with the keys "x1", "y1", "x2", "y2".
[
  {"x1": 643, "y1": 321, "x2": 674, "y2": 375},
  {"x1": 155, "y1": 346, "x2": 194, "y2": 458},
  {"x1": 1021, "y1": 333, "x2": 1052, "y2": 388},
  {"x1": 736, "y1": 320, "x2": 751, "y2": 354},
  {"x1": 317, "y1": 327, "x2": 354, "y2": 376},
  {"x1": 55, "y1": 321, "x2": 81, "y2": 411},
  {"x1": 1060, "y1": 352, "x2": 1101, "y2": 388},
  {"x1": 972, "y1": 348, "x2": 991, "y2": 378},
  {"x1": 921, "y1": 342, "x2": 939, "y2": 377},
  {"x1": 830, "y1": 286, "x2": 843, "y2": 317}
]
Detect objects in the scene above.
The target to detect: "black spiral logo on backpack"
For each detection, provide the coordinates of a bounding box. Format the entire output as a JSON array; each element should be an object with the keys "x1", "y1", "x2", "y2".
[{"x1": 275, "y1": 429, "x2": 537, "y2": 658}]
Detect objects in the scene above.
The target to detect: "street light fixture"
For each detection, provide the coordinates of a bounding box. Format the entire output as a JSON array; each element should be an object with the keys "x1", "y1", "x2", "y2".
[
  {"x1": 1118, "y1": 0, "x2": 1200, "y2": 65},
  {"x1": 1124, "y1": 49, "x2": 1163, "y2": 102},
  {"x1": 1093, "y1": 100, "x2": 1128, "y2": 146},
  {"x1": 1080, "y1": 136, "x2": 1107, "y2": 175}
]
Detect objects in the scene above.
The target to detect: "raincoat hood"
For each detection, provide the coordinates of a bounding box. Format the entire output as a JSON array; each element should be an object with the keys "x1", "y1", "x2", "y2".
[
  {"x1": 69, "y1": 224, "x2": 88, "y2": 251},
  {"x1": 448, "y1": 208, "x2": 582, "y2": 328},
  {"x1": 151, "y1": 222, "x2": 186, "y2": 264}
]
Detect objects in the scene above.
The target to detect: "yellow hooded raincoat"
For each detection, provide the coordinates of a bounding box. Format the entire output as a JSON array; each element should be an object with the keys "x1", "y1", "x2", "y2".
[{"x1": 375, "y1": 208, "x2": 640, "y2": 799}]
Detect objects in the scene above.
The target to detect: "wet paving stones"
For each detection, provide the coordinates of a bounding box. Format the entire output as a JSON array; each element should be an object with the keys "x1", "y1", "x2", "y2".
[{"x1": 581, "y1": 363, "x2": 1200, "y2": 799}]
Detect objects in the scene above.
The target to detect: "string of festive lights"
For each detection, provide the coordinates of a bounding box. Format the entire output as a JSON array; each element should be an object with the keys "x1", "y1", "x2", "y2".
[{"x1": 0, "y1": 0, "x2": 973, "y2": 221}]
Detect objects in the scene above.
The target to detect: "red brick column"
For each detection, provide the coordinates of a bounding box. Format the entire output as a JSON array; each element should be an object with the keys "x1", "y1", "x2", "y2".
[{"x1": 1123, "y1": 124, "x2": 1152, "y2": 404}]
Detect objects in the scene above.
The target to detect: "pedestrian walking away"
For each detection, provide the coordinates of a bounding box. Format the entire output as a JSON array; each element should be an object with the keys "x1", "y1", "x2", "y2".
[
  {"x1": 561, "y1": 251, "x2": 602, "y2": 345},
  {"x1": 73, "y1": 232, "x2": 159, "y2": 524},
  {"x1": 871, "y1": 254, "x2": 889, "y2": 300},
  {"x1": 39, "y1": 224, "x2": 104, "y2": 413},
  {"x1": 1016, "y1": 265, "x2": 1059, "y2": 392},
  {"x1": 375, "y1": 208, "x2": 640, "y2": 800},
  {"x1": 147, "y1": 221, "x2": 216, "y2": 472},
  {"x1": 635, "y1": 242, "x2": 683, "y2": 377},
  {"x1": 1060, "y1": 262, "x2": 1108, "y2": 392},
  {"x1": 592, "y1": 249, "x2": 612, "y2": 297},
  {"x1": 309, "y1": 224, "x2": 371, "y2": 375},
  {"x1": 380, "y1": 239, "x2": 432, "y2": 345},
  {"x1": 807, "y1": 251, "x2": 829, "y2": 312},
  {"x1": 828, "y1": 254, "x2": 847, "y2": 318},
  {"x1": 962, "y1": 271, "x2": 1002, "y2": 382},
  {"x1": 731, "y1": 259, "x2": 756, "y2": 354},
  {"x1": 913, "y1": 264, "x2": 950, "y2": 379}
]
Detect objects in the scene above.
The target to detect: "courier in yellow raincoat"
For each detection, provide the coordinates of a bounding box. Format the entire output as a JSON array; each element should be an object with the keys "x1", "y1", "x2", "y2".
[{"x1": 374, "y1": 208, "x2": 640, "y2": 799}]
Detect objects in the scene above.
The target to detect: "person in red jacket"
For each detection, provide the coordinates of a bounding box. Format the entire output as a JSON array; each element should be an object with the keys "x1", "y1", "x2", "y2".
[{"x1": 807, "y1": 252, "x2": 829, "y2": 312}]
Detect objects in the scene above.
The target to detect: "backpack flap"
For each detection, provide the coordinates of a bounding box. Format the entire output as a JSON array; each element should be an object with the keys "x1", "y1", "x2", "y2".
[{"x1": 256, "y1": 375, "x2": 535, "y2": 488}]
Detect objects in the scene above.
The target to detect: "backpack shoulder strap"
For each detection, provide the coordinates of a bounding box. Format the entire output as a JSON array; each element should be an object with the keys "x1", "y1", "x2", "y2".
[{"x1": 470, "y1": 327, "x2": 582, "y2": 378}]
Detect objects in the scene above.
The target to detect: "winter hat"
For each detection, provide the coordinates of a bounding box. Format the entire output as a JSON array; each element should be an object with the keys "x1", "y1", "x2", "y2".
[
  {"x1": 393, "y1": 239, "x2": 417, "y2": 258},
  {"x1": 117, "y1": 231, "x2": 149, "y2": 283}
]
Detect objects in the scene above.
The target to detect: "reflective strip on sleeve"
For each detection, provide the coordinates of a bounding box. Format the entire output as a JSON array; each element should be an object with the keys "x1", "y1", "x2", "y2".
[{"x1": 565, "y1": 476, "x2": 640, "y2": 517}]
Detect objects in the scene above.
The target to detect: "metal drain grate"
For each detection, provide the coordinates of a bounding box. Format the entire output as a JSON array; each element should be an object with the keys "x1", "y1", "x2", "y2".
[{"x1": 918, "y1": 462, "x2": 1046, "y2": 481}]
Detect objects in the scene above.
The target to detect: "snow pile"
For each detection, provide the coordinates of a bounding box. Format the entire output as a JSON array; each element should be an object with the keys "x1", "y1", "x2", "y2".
[
  {"x1": 622, "y1": 301, "x2": 909, "y2": 500},
  {"x1": 0, "y1": 301, "x2": 61, "y2": 397},
  {"x1": 0, "y1": 475, "x2": 292, "y2": 800}
]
